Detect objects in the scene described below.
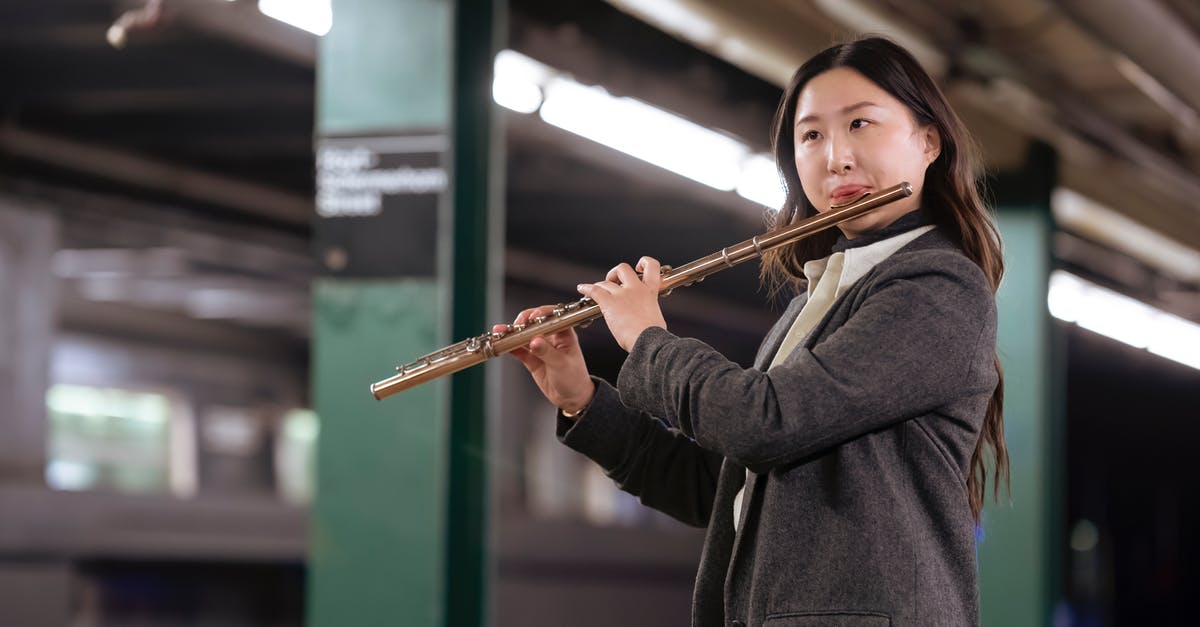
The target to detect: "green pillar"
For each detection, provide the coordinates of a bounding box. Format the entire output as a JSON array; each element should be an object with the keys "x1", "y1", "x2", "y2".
[
  {"x1": 979, "y1": 142, "x2": 1063, "y2": 626},
  {"x1": 309, "y1": 1, "x2": 502, "y2": 626},
  {"x1": 446, "y1": 1, "x2": 503, "y2": 625}
]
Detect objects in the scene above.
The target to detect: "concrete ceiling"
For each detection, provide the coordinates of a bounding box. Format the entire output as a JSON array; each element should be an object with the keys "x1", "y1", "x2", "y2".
[
  {"x1": 603, "y1": 0, "x2": 1200, "y2": 252},
  {"x1": 2, "y1": 0, "x2": 1198, "y2": 340}
]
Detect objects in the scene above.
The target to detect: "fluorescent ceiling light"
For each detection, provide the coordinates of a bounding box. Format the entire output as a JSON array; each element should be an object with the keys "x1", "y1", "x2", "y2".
[
  {"x1": 1048, "y1": 270, "x2": 1200, "y2": 370},
  {"x1": 258, "y1": 0, "x2": 332, "y2": 37},
  {"x1": 608, "y1": 0, "x2": 719, "y2": 46},
  {"x1": 494, "y1": 50, "x2": 775, "y2": 207},
  {"x1": 736, "y1": 153, "x2": 785, "y2": 209},
  {"x1": 46, "y1": 460, "x2": 97, "y2": 491},
  {"x1": 52, "y1": 247, "x2": 188, "y2": 279},
  {"x1": 1052, "y1": 187, "x2": 1200, "y2": 283},
  {"x1": 493, "y1": 50, "x2": 548, "y2": 114},
  {"x1": 539, "y1": 77, "x2": 747, "y2": 190}
]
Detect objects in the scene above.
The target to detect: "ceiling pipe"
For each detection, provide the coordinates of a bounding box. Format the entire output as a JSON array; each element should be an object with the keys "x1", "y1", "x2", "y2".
[
  {"x1": 1052, "y1": 0, "x2": 1200, "y2": 121},
  {"x1": 603, "y1": 0, "x2": 948, "y2": 88},
  {"x1": 115, "y1": 0, "x2": 316, "y2": 67},
  {"x1": 602, "y1": 0, "x2": 822, "y2": 86},
  {"x1": 0, "y1": 126, "x2": 313, "y2": 226},
  {"x1": 809, "y1": 0, "x2": 948, "y2": 77},
  {"x1": 601, "y1": 0, "x2": 1200, "y2": 263}
]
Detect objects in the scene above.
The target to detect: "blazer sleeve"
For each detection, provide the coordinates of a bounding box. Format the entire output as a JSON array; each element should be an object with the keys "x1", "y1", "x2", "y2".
[
  {"x1": 615, "y1": 251, "x2": 997, "y2": 470},
  {"x1": 557, "y1": 375, "x2": 725, "y2": 528}
]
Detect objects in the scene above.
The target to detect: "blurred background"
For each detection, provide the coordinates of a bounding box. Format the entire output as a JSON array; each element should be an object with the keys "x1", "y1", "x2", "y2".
[{"x1": 0, "y1": 0, "x2": 1197, "y2": 625}]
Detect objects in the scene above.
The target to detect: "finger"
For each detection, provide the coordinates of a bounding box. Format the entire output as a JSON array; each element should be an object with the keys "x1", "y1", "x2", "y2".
[
  {"x1": 507, "y1": 346, "x2": 539, "y2": 370},
  {"x1": 492, "y1": 323, "x2": 508, "y2": 334},
  {"x1": 605, "y1": 265, "x2": 623, "y2": 284},
  {"x1": 578, "y1": 283, "x2": 611, "y2": 308},
  {"x1": 527, "y1": 335, "x2": 548, "y2": 355},
  {"x1": 580, "y1": 281, "x2": 617, "y2": 296},
  {"x1": 636, "y1": 256, "x2": 661, "y2": 290},
  {"x1": 528, "y1": 336, "x2": 575, "y2": 368},
  {"x1": 521, "y1": 305, "x2": 559, "y2": 326},
  {"x1": 546, "y1": 326, "x2": 579, "y2": 349},
  {"x1": 614, "y1": 262, "x2": 641, "y2": 287},
  {"x1": 514, "y1": 308, "x2": 538, "y2": 325}
]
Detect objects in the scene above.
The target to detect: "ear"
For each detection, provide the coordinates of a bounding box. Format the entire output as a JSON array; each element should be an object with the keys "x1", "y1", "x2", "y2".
[{"x1": 922, "y1": 125, "x2": 942, "y2": 166}]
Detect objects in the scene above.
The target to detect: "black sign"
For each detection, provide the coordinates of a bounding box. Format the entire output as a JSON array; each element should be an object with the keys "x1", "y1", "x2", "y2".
[{"x1": 314, "y1": 133, "x2": 447, "y2": 277}]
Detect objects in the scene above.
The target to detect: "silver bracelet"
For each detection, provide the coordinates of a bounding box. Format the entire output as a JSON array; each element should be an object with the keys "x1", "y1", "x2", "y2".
[{"x1": 561, "y1": 401, "x2": 590, "y2": 418}]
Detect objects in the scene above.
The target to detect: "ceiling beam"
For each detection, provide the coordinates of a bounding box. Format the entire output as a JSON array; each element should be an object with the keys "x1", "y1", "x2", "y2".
[
  {"x1": 118, "y1": 0, "x2": 316, "y2": 67},
  {"x1": 0, "y1": 126, "x2": 312, "y2": 226},
  {"x1": 1054, "y1": 0, "x2": 1200, "y2": 121},
  {"x1": 21, "y1": 85, "x2": 313, "y2": 114}
]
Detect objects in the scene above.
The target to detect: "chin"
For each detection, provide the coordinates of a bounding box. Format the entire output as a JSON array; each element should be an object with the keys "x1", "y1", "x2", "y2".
[{"x1": 841, "y1": 215, "x2": 879, "y2": 238}]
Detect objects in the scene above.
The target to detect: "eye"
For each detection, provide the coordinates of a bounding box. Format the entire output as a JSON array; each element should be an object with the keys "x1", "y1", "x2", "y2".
[
  {"x1": 798, "y1": 129, "x2": 821, "y2": 143},
  {"x1": 849, "y1": 118, "x2": 870, "y2": 130}
]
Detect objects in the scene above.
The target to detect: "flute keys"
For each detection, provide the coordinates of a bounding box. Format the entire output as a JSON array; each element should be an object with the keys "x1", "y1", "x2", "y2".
[
  {"x1": 372, "y1": 182, "x2": 913, "y2": 400},
  {"x1": 399, "y1": 357, "x2": 430, "y2": 374}
]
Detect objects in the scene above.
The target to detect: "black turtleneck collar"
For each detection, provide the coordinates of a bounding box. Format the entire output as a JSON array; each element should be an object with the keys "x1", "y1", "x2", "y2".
[{"x1": 831, "y1": 208, "x2": 934, "y2": 253}]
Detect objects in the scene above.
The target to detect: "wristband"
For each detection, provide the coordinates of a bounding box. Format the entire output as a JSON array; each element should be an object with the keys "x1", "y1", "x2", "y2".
[{"x1": 561, "y1": 401, "x2": 590, "y2": 418}]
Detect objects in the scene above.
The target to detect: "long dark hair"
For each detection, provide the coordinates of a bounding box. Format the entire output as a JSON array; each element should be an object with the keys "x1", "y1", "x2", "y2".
[{"x1": 762, "y1": 36, "x2": 1008, "y2": 523}]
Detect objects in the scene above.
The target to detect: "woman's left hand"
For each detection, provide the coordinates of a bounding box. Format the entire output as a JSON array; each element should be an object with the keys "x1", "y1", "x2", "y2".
[{"x1": 577, "y1": 256, "x2": 668, "y2": 352}]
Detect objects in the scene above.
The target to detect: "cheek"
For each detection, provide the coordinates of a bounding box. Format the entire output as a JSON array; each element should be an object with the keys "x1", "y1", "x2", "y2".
[
  {"x1": 793, "y1": 154, "x2": 824, "y2": 204},
  {"x1": 793, "y1": 147, "x2": 811, "y2": 174},
  {"x1": 875, "y1": 134, "x2": 929, "y2": 182}
]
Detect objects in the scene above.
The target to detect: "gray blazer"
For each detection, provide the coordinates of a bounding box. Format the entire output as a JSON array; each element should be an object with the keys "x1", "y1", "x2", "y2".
[{"x1": 556, "y1": 228, "x2": 998, "y2": 626}]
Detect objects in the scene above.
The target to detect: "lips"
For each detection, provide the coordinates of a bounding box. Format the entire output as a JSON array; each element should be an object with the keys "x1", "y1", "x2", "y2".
[{"x1": 830, "y1": 185, "x2": 870, "y2": 203}]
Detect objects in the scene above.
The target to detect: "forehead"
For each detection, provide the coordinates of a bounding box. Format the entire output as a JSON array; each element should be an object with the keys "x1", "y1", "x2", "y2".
[{"x1": 794, "y1": 67, "x2": 899, "y2": 122}]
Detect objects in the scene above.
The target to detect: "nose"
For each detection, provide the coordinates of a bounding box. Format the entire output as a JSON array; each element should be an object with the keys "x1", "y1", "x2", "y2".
[{"x1": 825, "y1": 131, "x2": 854, "y2": 174}]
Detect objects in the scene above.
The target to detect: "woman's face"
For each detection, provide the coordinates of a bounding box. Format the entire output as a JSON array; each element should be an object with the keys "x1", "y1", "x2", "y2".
[{"x1": 792, "y1": 67, "x2": 941, "y2": 238}]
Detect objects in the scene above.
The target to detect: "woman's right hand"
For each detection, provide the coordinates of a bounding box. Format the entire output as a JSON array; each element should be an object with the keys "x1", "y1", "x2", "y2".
[{"x1": 495, "y1": 305, "x2": 596, "y2": 415}]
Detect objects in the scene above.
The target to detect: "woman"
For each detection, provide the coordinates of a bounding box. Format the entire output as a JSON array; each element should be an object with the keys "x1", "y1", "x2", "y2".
[{"x1": 498, "y1": 37, "x2": 1009, "y2": 626}]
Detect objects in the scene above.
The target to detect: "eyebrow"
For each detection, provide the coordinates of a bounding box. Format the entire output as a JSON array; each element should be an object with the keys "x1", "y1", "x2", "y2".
[{"x1": 795, "y1": 101, "x2": 879, "y2": 127}]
